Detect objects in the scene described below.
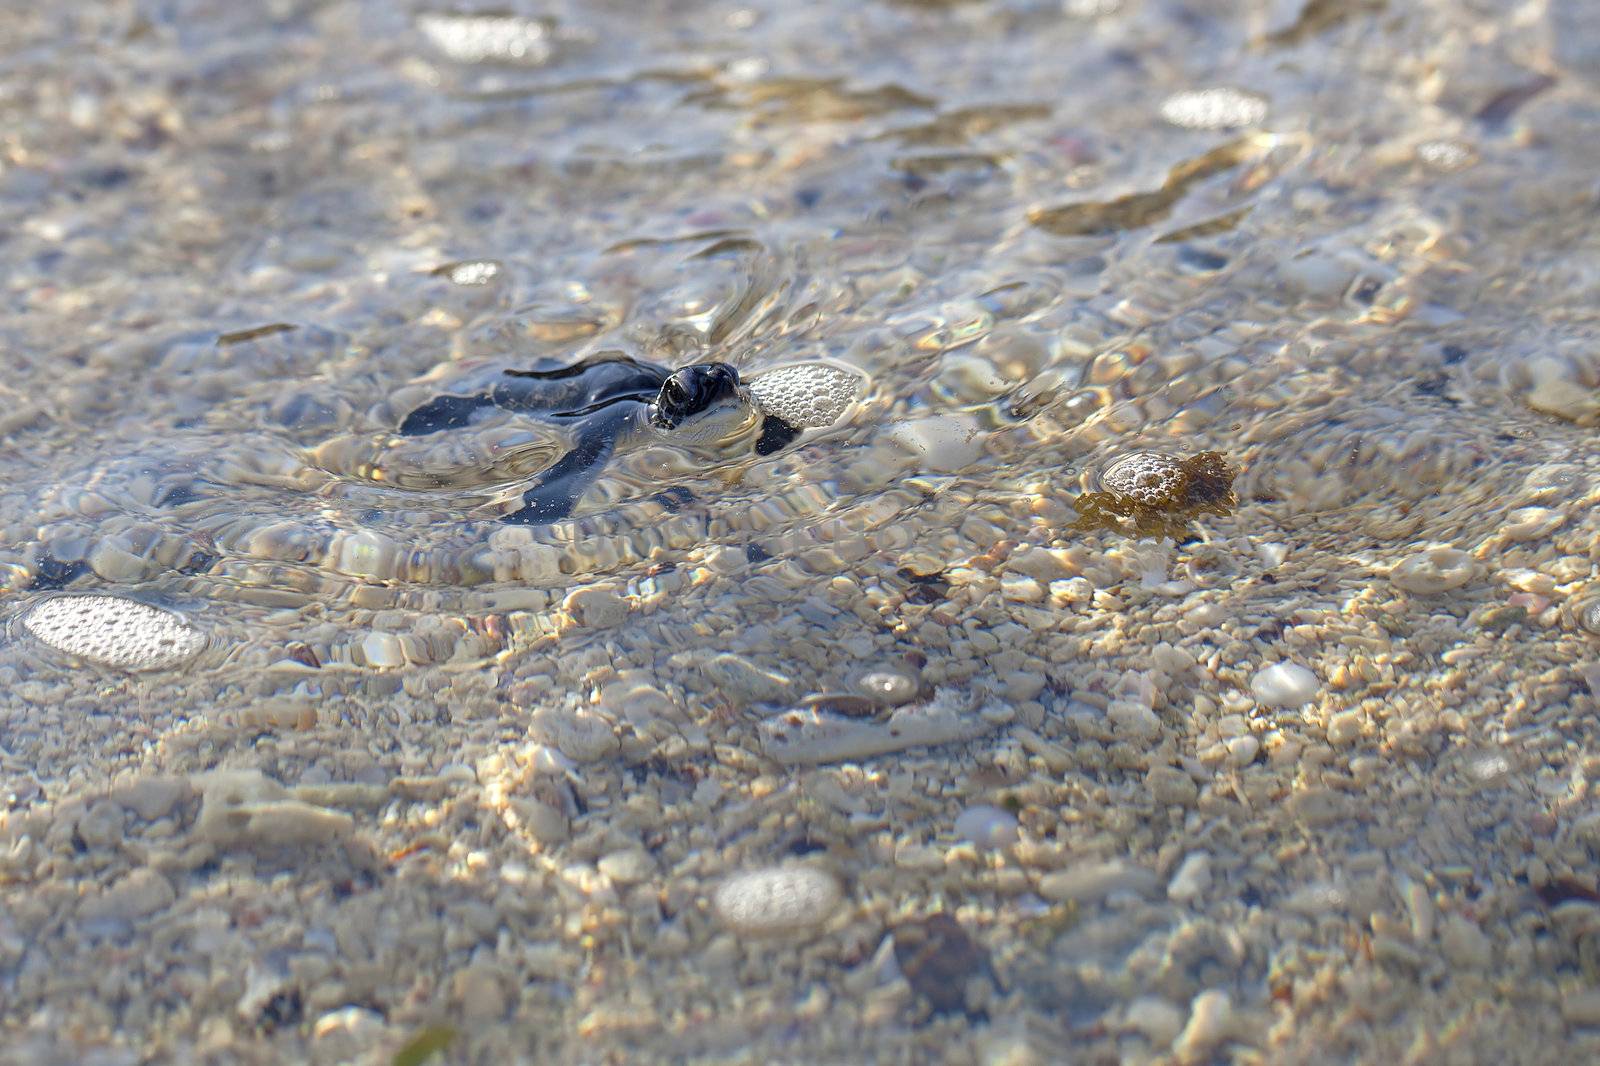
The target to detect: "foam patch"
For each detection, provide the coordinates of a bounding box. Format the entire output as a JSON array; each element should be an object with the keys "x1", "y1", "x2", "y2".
[{"x1": 745, "y1": 362, "x2": 865, "y2": 429}]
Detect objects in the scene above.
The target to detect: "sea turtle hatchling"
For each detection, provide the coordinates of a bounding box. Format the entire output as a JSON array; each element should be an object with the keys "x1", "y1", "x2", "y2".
[{"x1": 397, "y1": 355, "x2": 864, "y2": 524}]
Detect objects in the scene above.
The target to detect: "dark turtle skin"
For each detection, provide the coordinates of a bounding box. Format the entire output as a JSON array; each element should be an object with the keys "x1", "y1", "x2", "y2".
[{"x1": 399, "y1": 355, "x2": 802, "y2": 524}]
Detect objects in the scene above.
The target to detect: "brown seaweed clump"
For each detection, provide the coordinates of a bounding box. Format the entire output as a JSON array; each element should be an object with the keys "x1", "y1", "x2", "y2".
[{"x1": 1072, "y1": 450, "x2": 1237, "y2": 539}]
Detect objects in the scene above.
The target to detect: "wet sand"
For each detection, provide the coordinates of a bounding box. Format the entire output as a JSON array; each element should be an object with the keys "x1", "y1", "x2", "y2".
[{"x1": 4, "y1": 1, "x2": 1600, "y2": 1063}]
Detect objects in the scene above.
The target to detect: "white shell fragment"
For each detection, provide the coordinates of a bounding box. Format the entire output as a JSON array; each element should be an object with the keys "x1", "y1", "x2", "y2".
[
  {"x1": 21, "y1": 594, "x2": 206, "y2": 671},
  {"x1": 759, "y1": 689, "x2": 1012, "y2": 765},
  {"x1": 713, "y1": 865, "x2": 843, "y2": 935},
  {"x1": 745, "y1": 361, "x2": 865, "y2": 429},
  {"x1": 1389, "y1": 547, "x2": 1477, "y2": 595},
  {"x1": 1251, "y1": 662, "x2": 1321, "y2": 708}
]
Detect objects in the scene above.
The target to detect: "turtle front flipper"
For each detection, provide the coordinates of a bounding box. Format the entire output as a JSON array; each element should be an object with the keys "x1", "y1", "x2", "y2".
[
  {"x1": 754, "y1": 416, "x2": 802, "y2": 456},
  {"x1": 398, "y1": 393, "x2": 496, "y2": 436},
  {"x1": 502, "y1": 410, "x2": 628, "y2": 525}
]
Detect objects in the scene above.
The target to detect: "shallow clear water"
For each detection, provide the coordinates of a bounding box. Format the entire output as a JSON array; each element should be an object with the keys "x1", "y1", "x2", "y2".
[{"x1": 4, "y1": 0, "x2": 1600, "y2": 1062}]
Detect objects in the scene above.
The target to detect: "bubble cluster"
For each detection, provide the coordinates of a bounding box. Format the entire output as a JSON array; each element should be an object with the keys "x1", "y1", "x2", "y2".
[
  {"x1": 745, "y1": 362, "x2": 865, "y2": 429},
  {"x1": 1074, "y1": 451, "x2": 1237, "y2": 539},
  {"x1": 21, "y1": 595, "x2": 206, "y2": 671}
]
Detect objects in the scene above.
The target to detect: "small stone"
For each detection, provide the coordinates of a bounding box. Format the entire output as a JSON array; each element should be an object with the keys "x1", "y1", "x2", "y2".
[
  {"x1": 760, "y1": 692, "x2": 1009, "y2": 764},
  {"x1": 1326, "y1": 709, "x2": 1363, "y2": 746},
  {"x1": 1173, "y1": 989, "x2": 1233, "y2": 1062},
  {"x1": 1124, "y1": 997, "x2": 1185, "y2": 1045},
  {"x1": 598, "y1": 848, "x2": 655, "y2": 886},
  {"x1": 954, "y1": 805, "x2": 1020, "y2": 849},
  {"x1": 87, "y1": 542, "x2": 148, "y2": 582},
  {"x1": 1224, "y1": 735, "x2": 1260, "y2": 766},
  {"x1": 564, "y1": 585, "x2": 629, "y2": 628},
  {"x1": 529, "y1": 706, "x2": 618, "y2": 763},
  {"x1": 78, "y1": 868, "x2": 175, "y2": 924},
  {"x1": 713, "y1": 865, "x2": 842, "y2": 935},
  {"x1": 1001, "y1": 574, "x2": 1045, "y2": 603},
  {"x1": 1108, "y1": 700, "x2": 1162, "y2": 739},
  {"x1": 358, "y1": 632, "x2": 405, "y2": 668},
  {"x1": 451, "y1": 964, "x2": 510, "y2": 1021},
  {"x1": 703, "y1": 545, "x2": 746, "y2": 575},
  {"x1": 1390, "y1": 546, "x2": 1476, "y2": 595},
  {"x1": 1038, "y1": 860, "x2": 1158, "y2": 903},
  {"x1": 1438, "y1": 914, "x2": 1492, "y2": 969},
  {"x1": 195, "y1": 770, "x2": 352, "y2": 850},
  {"x1": 1288, "y1": 787, "x2": 1346, "y2": 827},
  {"x1": 1563, "y1": 990, "x2": 1600, "y2": 1027},
  {"x1": 310, "y1": 1007, "x2": 387, "y2": 1066},
  {"x1": 1000, "y1": 670, "x2": 1046, "y2": 702},
  {"x1": 1502, "y1": 506, "x2": 1565, "y2": 541},
  {"x1": 111, "y1": 776, "x2": 193, "y2": 821},
  {"x1": 1146, "y1": 765, "x2": 1198, "y2": 807},
  {"x1": 887, "y1": 413, "x2": 986, "y2": 472},
  {"x1": 700, "y1": 653, "x2": 793, "y2": 705},
  {"x1": 1250, "y1": 662, "x2": 1320, "y2": 708},
  {"x1": 1004, "y1": 546, "x2": 1071, "y2": 582},
  {"x1": 1167, "y1": 853, "x2": 1212, "y2": 902}
]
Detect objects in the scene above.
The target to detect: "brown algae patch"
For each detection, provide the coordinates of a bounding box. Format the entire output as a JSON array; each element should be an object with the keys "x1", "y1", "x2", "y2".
[{"x1": 1072, "y1": 450, "x2": 1238, "y2": 539}]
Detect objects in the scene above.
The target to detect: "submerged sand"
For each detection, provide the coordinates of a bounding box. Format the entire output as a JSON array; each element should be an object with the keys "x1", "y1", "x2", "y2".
[{"x1": 4, "y1": 0, "x2": 1600, "y2": 1063}]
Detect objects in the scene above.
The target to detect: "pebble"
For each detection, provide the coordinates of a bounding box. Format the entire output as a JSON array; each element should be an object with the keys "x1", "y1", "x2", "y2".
[
  {"x1": 310, "y1": 1007, "x2": 387, "y2": 1066},
  {"x1": 1038, "y1": 860, "x2": 1158, "y2": 903},
  {"x1": 1173, "y1": 989, "x2": 1234, "y2": 1062},
  {"x1": 564, "y1": 585, "x2": 628, "y2": 628},
  {"x1": 1224, "y1": 734, "x2": 1260, "y2": 767},
  {"x1": 760, "y1": 692, "x2": 1010, "y2": 765},
  {"x1": 954, "y1": 804, "x2": 1021, "y2": 849},
  {"x1": 358, "y1": 632, "x2": 405, "y2": 668},
  {"x1": 1107, "y1": 700, "x2": 1162, "y2": 739},
  {"x1": 597, "y1": 848, "x2": 656, "y2": 886},
  {"x1": 21, "y1": 594, "x2": 207, "y2": 671},
  {"x1": 1501, "y1": 506, "x2": 1565, "y2": 541},
  {"x1": 887, "y1": 413, "x2": 986, "y2": 472},
  {"x1": 87, "y1": 541, "x2": 148, "y2": 582},
  {"x1": 1562, "y1": 990, "x2": 1600, "y2": 1027},
  {"x1": 78, "y1": 868, "x2": 176, "y2": 924},
  {"x1": 529, "y1": 706, "x2": 619, "y2": 763},
  {"x1": 713, "y1": 865, "x2": 842, "y2": 935},
  {"x1": 1250, "y1": 662, "x2": 1320, "y2": 708},
  {"x1": 195, "y1": 769, "x2": 353, "y2": 850},
  {"x1": 1389, "y1": 546, "x2": 1476, "y2": 594},
  {"x1": 1124, "y1": 997, "x2": 1186, "y2": 1045},
  {"x1": 452, "y1": 964, "x2": 511, "y2": 1021},
  {"x1": 1146, "y1": 765, "x2": 1198, "y2": 807},
  {"x1": 700, "y1": 653, "x2": 794, "y2": 705},
  {"x1": 1326, "y1": 708, "x2": 1363, "y2": 746},
  {"x1": 1001, "y1": 574, "x2": 1045, "y2": 603},
  {"x1": 111, "y1": 775, "x2": 193, "y2": 821},
  {"x1": 1167, "y1": 853, "x2": 1213, "y2": 902},
  {"x1": 1004, "y1": 546, "x2": 1072, "y2": 582},
  {"x1": 703, "y1": 545, "x2": 746, "y2": 575}
]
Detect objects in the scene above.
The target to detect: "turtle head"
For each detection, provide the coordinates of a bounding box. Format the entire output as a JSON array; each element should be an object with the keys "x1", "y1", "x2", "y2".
[{"x1": 648, "y1": 362, "x2": 745, "y2": 432}]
